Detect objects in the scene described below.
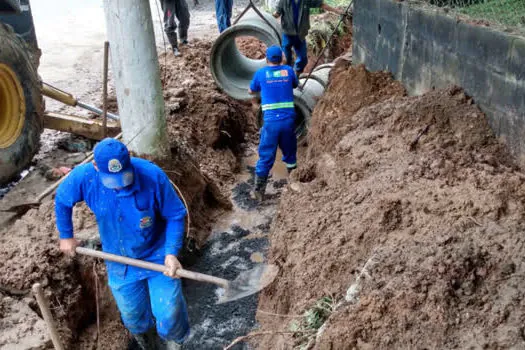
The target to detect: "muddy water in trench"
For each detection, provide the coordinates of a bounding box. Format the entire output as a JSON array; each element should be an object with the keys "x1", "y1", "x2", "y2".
[{"x1": 182, "y1": 152, "x2": 288, "y2": 349}]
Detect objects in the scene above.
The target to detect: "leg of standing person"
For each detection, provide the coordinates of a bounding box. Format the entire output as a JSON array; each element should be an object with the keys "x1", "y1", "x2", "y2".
[
  {"x1": 175, "y1": 0, "x2": 191, "y2": 45},
  {"x1": 162, "y1": 0, "x2": 181, "y2": 56},
  {"x1": 293, "y1": 37, "x2": 308, "y2": 75},
  {"x1": 278, "y1": 118, "x2": 298, "y2": 174},
  {"x1": 254, "y1": 122, "x2": 280, "y2": 199},
  {"x1": 215, "y1": 0, "x2": 228, "y2": 33},
  {"x1": 282, "y1": 34, "x2": 295, "y2": 68},
  {"x1": 226, "y1": 0, "x2": 233, "y2": 29},
  {"x1": 110, "y1": 280, "x2": 157, "y2": 349},
  {"x1": 148, "y1": 273, "x2": 190, "y2": 346}
]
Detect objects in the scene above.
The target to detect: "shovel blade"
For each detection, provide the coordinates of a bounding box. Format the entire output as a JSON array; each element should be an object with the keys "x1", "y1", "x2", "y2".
[{"x1": 216, "y1": 264, "x2": 279, "y2": 304}]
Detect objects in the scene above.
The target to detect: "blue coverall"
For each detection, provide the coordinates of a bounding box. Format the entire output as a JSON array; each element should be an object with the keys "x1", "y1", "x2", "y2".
[
  {"x1": 55, "y1": 158, "x2": 190, "y2": 343},
  {"x1": 215, "y1": 0, "x2": 233, "y2": 33},
  {"x1": 250, "y1": 65, "x2": 299, "y2": 178}
]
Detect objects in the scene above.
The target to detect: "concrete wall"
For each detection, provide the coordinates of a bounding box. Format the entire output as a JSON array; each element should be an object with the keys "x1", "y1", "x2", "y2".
[{"x1": 352, "y1": 0, "x2": 525, "y2": 158}]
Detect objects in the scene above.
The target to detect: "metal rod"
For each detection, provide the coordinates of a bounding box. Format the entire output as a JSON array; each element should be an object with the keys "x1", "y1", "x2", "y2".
[
  {"x1": 32, "y1": 283, "x2": 65, "y2": 350},
  {"x1": 102, "y1": 41, "x2": 110, "y2": 138},
  {"x1": 77, "y1": 101, "x2": 119, "y2": 121},
  {"x1": 76, "y1": 247, "x2": 230, "y2": 288}
]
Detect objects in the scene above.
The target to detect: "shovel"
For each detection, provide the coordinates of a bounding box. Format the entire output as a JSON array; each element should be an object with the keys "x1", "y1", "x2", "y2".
[{"x1": 75, "y1": 247, "x2": 278, "y2": 304}]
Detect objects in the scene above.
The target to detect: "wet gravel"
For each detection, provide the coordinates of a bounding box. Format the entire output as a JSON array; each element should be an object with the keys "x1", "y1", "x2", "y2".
[{"x1": 182, "y1": 170, "x2": 284, "y2": 349}]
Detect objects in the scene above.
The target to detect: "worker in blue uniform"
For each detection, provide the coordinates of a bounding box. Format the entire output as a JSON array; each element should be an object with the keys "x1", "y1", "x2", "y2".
[
  {"x1": 55, "y1": 138, "x2": 189, "y2": 350},
  {"x1": 249, "y1": 45, "x2": 299, "y2": 200}
]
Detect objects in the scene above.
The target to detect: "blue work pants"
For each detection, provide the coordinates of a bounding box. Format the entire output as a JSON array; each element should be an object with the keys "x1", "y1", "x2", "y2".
[
  {"x1": 110, "y1": 272, "x2": 190, "y2": 343},
  {"x1": 256, "y1": 117, "x2": 297, "y2": 178},
  {"x1": 282, "y1": 34, "x2": 308, "y2": 74},
  {"x1": 216, "y1": 0, "x2": 233, "y2": 33}
]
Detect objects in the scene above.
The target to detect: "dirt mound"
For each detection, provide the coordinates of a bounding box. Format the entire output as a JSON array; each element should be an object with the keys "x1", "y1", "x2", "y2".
[
  {"x1": 307, "y1": 62, "x2": 406, "y2": 155},
  {"x1": 257, "y1": 64, "x2": 525, "y2": 349},
  {"x1": 160, "y1": 39, "x2": 257, "y2": 191}
]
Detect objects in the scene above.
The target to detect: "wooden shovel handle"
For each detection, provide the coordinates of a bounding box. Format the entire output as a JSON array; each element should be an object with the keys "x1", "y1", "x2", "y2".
[{"x1": 75, "y1": 247, "x2": 229, "y2": 288}]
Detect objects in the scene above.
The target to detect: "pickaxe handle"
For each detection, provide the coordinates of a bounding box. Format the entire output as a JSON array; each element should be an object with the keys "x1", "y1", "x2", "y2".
[{"x1": 75, "y1": 247, "x2": 229, "y2": 288}]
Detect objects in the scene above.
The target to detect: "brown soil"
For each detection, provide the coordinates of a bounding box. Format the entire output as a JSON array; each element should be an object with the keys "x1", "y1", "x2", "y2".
[
  {"x1": 257, "y1": 62, "x2": 525, "y2": 349},
  {"x1": 0, "y1": 39, "x2": 256, "y2": 349},
  {"x1": 235, "y1": 37, "x2": 267, "y2": 60}
]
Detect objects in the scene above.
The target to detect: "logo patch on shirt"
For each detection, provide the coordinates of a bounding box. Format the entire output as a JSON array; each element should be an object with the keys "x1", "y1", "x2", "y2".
[
  {"x1": 108, "y1": 159, "x2": 122, "y2": 173},
  {"x1": 139, "y1": 216, "x2": 153, "y2": 229}
]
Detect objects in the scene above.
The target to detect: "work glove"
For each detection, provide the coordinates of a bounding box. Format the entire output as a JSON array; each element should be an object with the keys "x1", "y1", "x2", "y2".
[{"x1": 164, "y1": 254, "x2": 182, "y2": 278}]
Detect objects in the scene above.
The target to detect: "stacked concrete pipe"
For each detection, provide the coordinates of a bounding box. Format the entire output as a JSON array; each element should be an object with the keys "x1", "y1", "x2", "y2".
[{"x1": 210, "y1": 9, "x2": 332, "y2": 141}]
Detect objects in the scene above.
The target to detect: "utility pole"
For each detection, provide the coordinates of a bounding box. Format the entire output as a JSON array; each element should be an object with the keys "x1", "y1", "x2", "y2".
[{"x1": 103, "y1": 0, "x2": 168, "y2": 157}]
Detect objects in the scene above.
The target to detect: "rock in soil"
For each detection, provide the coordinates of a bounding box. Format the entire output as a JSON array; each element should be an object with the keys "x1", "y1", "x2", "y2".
[{"x1": 257, "y1": 62, "x2": 525, "y2": 349}]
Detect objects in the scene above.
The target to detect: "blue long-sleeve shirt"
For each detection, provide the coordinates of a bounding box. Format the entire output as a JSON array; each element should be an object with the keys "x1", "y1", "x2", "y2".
[{"x1": 55, "y1": 157, "x2": 187, "y2": 287}]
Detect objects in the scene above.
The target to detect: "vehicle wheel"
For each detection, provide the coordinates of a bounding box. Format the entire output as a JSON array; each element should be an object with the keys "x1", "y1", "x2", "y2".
[{"x1": 0, "y1": 23, "x2": 43, "y2": 185}]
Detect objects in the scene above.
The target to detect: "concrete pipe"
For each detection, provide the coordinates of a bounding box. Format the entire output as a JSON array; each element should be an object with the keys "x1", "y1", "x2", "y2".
[
  {"x1": 210, "y1": 9, "x2": 281, "y2": 100},
  {"x1": 293, "y1": 65, "x2": 333, "y2": 142}
]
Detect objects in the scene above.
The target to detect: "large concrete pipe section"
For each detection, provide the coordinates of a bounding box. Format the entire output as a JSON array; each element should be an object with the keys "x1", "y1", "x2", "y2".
[
  {"x1": 210, "y1": 10, "x2": 333, "y2": 140},
  {"x1": 292, "y1": 63, "x2": 334, "y2": 142},
  {"x1": 210, "y1": 9, "x2": 281, "y2": 100}
]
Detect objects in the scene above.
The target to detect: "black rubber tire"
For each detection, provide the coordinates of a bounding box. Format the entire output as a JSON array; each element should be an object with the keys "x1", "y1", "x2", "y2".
[{"x1": 0, "y1": 23, "x2": 43, "y2": 185}]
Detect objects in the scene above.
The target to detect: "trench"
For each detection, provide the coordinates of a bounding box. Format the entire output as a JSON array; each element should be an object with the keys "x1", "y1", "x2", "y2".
[{"x1": 181, "y1": 150, "x2": 287, "y2": 349}]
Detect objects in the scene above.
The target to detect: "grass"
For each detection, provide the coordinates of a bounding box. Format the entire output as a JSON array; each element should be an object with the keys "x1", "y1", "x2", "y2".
[
  {"x1": 289, "y1": 296, "x2": 337, "y2": 349},
  {"x1": 459, "y1": 0, "x2": 525, "y2": 27}
]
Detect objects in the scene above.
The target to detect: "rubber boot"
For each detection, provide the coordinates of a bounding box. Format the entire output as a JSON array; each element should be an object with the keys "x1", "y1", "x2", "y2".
[
  {"x1": 133, "y1": 328, "x2": 157, "y2": 350},
  {"x1": 253, "y1": 175, "x2": 268, "y2": 201},
  {"x1": 157, "y1": 337, "x2": 182, "y2": 350},
  {"x1": 166, "y1": 32, "x2": 181, "y2": 57}
]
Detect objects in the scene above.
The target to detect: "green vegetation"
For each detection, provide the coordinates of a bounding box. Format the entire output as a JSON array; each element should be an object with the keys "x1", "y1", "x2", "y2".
[
  {"x1": 460, "y1": 0, "x2": 525, "y2": 27},
  {"x1": 289, "y1": 296, "x2": 336, "y2": 349}
]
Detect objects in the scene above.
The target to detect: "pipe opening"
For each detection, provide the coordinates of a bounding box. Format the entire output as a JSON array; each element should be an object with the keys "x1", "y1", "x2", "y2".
[{"x1": 235, "y1": 36, "x2": 267, "y2": 60}]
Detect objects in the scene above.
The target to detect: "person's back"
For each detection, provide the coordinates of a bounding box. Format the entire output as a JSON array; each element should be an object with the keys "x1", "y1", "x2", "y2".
[{"x1": 252, "y1": 64, "x2": 298, "y2": 122}]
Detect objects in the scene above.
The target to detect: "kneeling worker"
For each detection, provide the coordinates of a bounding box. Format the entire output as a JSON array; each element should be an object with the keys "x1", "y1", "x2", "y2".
[
  {"x1": 249, "y1": 45, "x2": 299, "y2": 200},
  {"x1": 55, "y1": 138, "x2": 189, "y2": 350}
]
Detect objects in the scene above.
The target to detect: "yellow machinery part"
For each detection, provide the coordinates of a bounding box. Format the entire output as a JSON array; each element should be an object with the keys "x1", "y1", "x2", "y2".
[{"x1": 0, "y1": 63, "x2": 25, "y2": 149}]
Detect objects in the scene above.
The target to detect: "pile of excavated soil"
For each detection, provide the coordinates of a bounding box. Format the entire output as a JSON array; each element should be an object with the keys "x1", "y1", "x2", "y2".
[
  {"x1": 160, "y1": 39, "x2": 257, "y2": 193},
  {"x1": 0, "y1": 39, "x2": 257, "y2": 348},
  {"x1": 257, "y1": 62, "x2": 525, "y2": 349}
]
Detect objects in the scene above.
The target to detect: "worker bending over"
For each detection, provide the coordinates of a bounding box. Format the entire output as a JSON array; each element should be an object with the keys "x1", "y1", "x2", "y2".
[
  {"x1": 274, "y1": 0, "x2": 343, "y2": 75},
  {"x1": 162, "y1": 0, "x2": 191, "y2": 56},
  {"x1": 249, "y1": 46, "x2": 298, "y2": 200},
  {"x1": 55, "y1": 138, "x2": 189, "y2": 350}
]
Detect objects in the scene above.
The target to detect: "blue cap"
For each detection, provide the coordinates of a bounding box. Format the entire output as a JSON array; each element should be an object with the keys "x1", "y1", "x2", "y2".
[
  {"x1": 93, "y1": 138, "x2": 134, "y2": 189},
  {"x1": 266, "y1": 45, "x2": 283, "y2": 63}
]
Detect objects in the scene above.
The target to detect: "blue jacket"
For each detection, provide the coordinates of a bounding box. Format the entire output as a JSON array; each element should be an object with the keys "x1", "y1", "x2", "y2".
[
  {"x1": 250, "y1": 65, "x2": 298, "y2": 122},
  {"x1": 55, "y1": 158, "x2": 186, "y2": 287}
]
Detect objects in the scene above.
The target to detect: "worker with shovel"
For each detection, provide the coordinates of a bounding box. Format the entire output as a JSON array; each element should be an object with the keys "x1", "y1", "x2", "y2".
[
  {"x1": 55, "y1": 138, "x2": 189, "y2": 350},
  {"x1": 249, "y1": 45, "x2": 299, "y2": 201},
  {"x1": 273, "y1": 0, "x2": 344, "y2": 75}
]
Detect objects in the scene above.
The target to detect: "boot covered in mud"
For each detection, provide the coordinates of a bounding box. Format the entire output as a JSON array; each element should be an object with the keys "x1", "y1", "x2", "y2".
[
  {"x1": 157, "y1": 337, "x2": 182, "y2": 350},
  {"x1": 133, "y1": 327, "x2": 157, "y2": 350},
  {"x1": 166, "y1": 32, "x2": 181, "y2": 57},
  {"x1": 253, "y1": 174, "x2": 268, "y2": 201}
]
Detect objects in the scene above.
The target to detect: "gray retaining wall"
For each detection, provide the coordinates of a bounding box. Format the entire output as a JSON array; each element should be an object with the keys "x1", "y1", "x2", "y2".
[{"x1": 352, "y1": 0, "x2": 525, "y2": 159}]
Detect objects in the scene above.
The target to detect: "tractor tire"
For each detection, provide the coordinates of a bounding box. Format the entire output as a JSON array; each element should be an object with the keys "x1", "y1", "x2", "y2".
[{"x1": 0, "y1": 23, "x2": 43, "y2": 185}]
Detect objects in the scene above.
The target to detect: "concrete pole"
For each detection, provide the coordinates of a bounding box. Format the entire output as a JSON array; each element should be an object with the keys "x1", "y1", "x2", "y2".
[{"x1": 103, "y1": 0, "x2": 168, "y2": 157}]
